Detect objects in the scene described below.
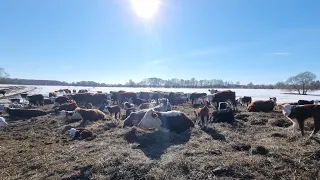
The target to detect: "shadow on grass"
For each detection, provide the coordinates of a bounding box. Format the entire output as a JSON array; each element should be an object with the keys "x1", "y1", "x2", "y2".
[
  {"x1": 124, "y1": 128, "x2": 191, "y2": 159},
  {"x1": 202, "y1": 126, "x2": 226, "y2": 141}
]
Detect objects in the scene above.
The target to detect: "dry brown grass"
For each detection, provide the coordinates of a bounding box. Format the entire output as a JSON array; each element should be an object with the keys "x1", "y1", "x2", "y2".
[{"x1": 0, "y1": 103, "x2": 320, "y2": 179}]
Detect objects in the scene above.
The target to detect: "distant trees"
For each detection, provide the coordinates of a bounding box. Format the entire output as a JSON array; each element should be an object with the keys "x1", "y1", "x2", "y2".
[
  {"x1": 1, "y1": 68, "x2": 319, "y2": 92},
  {"x1": 0, "y1": 68, "x2": 9, "y2": 84},
  {"x1": 277, "y1": 71, "x2": 319, "y2": 95}
]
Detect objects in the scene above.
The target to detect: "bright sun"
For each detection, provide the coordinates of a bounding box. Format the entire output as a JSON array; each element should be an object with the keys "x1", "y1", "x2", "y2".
[{"x1": 130, "y1": 0, "x2": 160, "y2": 20}]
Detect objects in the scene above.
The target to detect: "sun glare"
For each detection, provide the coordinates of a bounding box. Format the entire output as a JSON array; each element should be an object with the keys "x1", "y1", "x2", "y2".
[{"x1": 130, "y1": 0, "x2": 160, "y2": 20}]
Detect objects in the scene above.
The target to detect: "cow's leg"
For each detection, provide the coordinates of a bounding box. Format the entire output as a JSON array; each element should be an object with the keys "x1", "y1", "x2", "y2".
[
  {"x1": 297, "y1": 119, "x2": 305, "y2": 136},
  {"x1": 114, "y1": 112, "x2": 117, "y2": 119},
  {"x1": 308, "y1": 118, "x2": 320, "y2": 140}
]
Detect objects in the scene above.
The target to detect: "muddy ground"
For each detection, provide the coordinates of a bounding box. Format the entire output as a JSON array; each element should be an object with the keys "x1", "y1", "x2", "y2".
[{"x1": 0, "y1": 103, "x2": 319, "y2": 180}]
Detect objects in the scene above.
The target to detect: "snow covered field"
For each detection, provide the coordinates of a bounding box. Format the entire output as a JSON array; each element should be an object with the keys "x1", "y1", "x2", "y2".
[{"x1": 1, "y1": 84, "x2": 320, "y2": 104}]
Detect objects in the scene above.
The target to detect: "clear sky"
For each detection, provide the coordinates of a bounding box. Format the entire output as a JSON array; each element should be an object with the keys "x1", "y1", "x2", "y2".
[{"x1": 1, "y1": 0, "x2": 320, "y2": 85}]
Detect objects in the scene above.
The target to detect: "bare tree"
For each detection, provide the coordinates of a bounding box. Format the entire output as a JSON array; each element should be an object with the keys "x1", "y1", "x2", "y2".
[
  {"x1": 285, "y1": 71, "x2": 317, "y2": 95},
  {"x1": 0, "y1": 67, "x2": 9, "y2": 84}
]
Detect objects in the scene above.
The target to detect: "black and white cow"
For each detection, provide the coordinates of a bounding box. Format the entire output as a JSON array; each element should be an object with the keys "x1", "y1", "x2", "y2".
[{"x1": 138, "y1": 109, "x2": 194, "y2": 134}]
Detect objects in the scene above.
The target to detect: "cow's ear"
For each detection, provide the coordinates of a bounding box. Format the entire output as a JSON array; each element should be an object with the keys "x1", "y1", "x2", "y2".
[{"x1": 151, "y1": 112, "x2": 158, "y2": 118}]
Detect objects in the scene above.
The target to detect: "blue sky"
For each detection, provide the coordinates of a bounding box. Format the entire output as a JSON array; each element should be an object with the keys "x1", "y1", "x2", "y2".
[{"x1": 1, "y1": 0, "x2": 320, "y2": 84}]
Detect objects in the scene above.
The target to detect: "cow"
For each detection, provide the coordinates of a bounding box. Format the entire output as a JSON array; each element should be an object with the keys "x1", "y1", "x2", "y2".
[
  {"x1": 64, "y1": 89, "x2": 72, "y2": 94},
  {"x1": 211, "y1": 90, "x2": 236, "y2": 110},
  {"x1": 248, "y1": 98, "x2": 277, "y2": 112},
  {"x1": 123, "y1": 110, "x2": 147, "y2": 127},
  {"x1": 119, "y1": 92, "x2": 137, "y2": 104},
  {"x1": 138, "y1": 109, "x2": 194, "y2": 134},
  {"x1": 97, "y1": 91, "x2": 103, "y2": 93},
  {"x1": 73, "y1": 108, "x2": 106, "y2": 123},
  {"x1": 20, "y1": 93, "x2": 28, "y2": 99},
  {"x1": 139, "y1": 92, "x2": 151, "y2": 100},
  {"x1": 110, "y1": 91, "x2": 120, "y2": 105},
  {"x1": 105, "y1": 105, "x2": 121, "y2": 119},
  {"x1": 238, "y1": 96, "x2": 252, "y2": 106},
  {"x1": 86, "y1": 103, "x2": 93, "y2": 109},
  {"x1": 189, "y1": 93, "x2": 207, "y2": 104},
  {"x1": 78, "y1": 89, "x2": 88, "y2": 93},
  {"x1": 0, "y1": 90, "x2": 6, "y2": 97},
  {"x1": 193, "y1": 105, "x2": 210, "y2": 129},
  {"x1": 70, "y1": 93, "x2": 108, "y2": 106},
  {"x1": 27, "y1": 94, "x2": 44, "y2": 106},
  {"x1": 59, "y1": 110, "x2": 82, "y2": 121},
  {"x1": 211, "y1": 108, "x2": 235, "y2": 124},
  {"x1": 5, "y1": 107, "x2": 47, "y2": 118},
  {"x1": 73, "y1": 89, "x2": 77, "y2": 93},
  {"x1": 54, "y1": 102, "x2": 78, "y2": 112},
  {"x1": 282, "y1": 104, "x2": 320, "y2": 139},
  {"x1": 130, "y1": 97, "x2": 149, "y2": 106},
  {"x1": 67, "y1": 128, "x2": 95, "y2": 140},
  {"x1": 49, "y1": 92, "x2": 57, "y2": 98},
  {"x1": 54, "y1": 96, "x2": 71, "y2": 105},
  {"x1": 208, "y1": 89, "x2": 218, "y2": 94},
  {"x1": 298, "y1": 100, "x2": 314, "y2": 105}
]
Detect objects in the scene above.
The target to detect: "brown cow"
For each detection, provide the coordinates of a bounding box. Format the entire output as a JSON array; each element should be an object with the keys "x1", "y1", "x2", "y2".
[
  {"x1": 211, "y1": 90, "x2": 236, "y2": 109},
  {"x1": 49, "y1": 92, "x2": 57, "y2": 98},
  {"x1": 283, "y1": 104, "x2": 320, "y2": 139},
  {"x1": 248, "y1": 98, "x2": 276, "y2": 112},
  {"x1": 106, "y1": 105, "x2": 121, "y2": 119},
  {"x1": 193, "y1": 105, "x2": 210, "y2": 129}
]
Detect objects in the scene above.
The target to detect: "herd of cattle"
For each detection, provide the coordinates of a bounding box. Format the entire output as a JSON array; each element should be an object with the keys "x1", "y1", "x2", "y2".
[{"x1": 0, "y1": 88, "x2": 320, "y2": 141}]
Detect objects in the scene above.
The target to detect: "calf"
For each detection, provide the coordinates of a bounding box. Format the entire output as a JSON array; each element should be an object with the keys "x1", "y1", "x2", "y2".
[
  {"x1": 67, "y1": 128, "x2": 95, "y2": 140},
  {"x1": 54, "y1": 96, "x2": 70, "y2": 105},
  {"x1": 54, "y1": 102, "x2": 78, "y2": 112},
  {"x1": 138, "y1": 109, "x2": 194, "y2": 134},
  {"x1": 123, "y1": 110, "x2": 147, "y2": 127},
  {"x1": 193, "y1": 106, "x2": 210, "y2": 129},
  {"x1": 211, "y1": 108, "x2": 235, "y2": 124},
  {"x1": 238, "y1": 96, "x2": 252, "y2": 106},
  {"x1": 0, "y1": 90, "x2": 6, "y2": 97},
  {"x1": 27, "y1": 94, "x2": 44, "y2": 106},
  {"x1": 73, "y1": 108, "x2": 106, "y2": 122},
  {"x1": 106, "y1": 105, "x2": 121, "y2": 119},
  {"x1": 282, "y1": 104, "x2": 320, "y2": 139},
  {"x1": 49, "y1": 92, "x2": 57, "y2": 98},
  {"x1": 190, "y1": 93, "x2": 207, "y2": 104}
]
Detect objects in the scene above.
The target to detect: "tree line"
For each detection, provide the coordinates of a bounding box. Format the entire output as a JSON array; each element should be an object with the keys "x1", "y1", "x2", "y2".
[{"x1": 0, "y1": 67, "x2": 319, "y2": 95}]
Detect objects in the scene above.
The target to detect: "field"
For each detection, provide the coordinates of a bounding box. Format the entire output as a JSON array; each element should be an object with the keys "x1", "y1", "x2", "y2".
[
  {"x1": 0, "y1": 86, "x2": 320, "y2": 179},
  {"x1": 1, "y1": 84, "x2": 320, "y2": 103}
]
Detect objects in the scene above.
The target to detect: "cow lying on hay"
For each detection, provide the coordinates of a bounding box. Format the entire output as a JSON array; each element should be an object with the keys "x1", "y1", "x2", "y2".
[
  {"x1": 67, "y1": 128, "x2": 96, "y2": 140},
  {"x1": 248, "y1": 97, "x2": 277, "y2": 112},
  {"x1": 138, "y1": 108, "x2": 194, "y2": 134}
]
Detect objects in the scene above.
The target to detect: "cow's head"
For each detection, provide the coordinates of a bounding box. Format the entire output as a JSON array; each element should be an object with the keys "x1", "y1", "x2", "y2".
[
  {"x1": 67, "y1": 128, "x2": 78, "y2": 138},
  {"x1": 138, "y1": 108, "x2": 162, "y2": 129},
  {"x1": 282, "y1": 104, "x2": 293, "y2": 117}
]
